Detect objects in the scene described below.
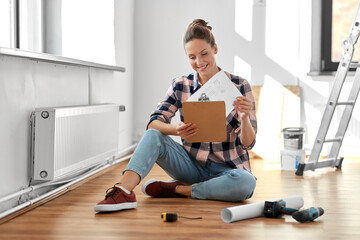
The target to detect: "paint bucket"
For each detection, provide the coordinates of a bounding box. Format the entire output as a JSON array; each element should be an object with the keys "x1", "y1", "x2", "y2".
[
  {"x1": 280, "y1": 149, "x2": 305, "y2": 170},
  {"x1": 282, "y1": 127, "x2": 304, "y2": 150}
]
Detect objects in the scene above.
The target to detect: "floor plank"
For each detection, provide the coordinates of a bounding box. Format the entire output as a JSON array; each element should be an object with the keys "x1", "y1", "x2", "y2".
[{"x1": 1, "y1": 158, "x2": 360, "y2": 240}]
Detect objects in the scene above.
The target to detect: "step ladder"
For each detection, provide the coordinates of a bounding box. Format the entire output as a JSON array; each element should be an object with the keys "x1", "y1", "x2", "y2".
[{"x1": 295, "y1": 3, "x2": 360, "y2": 176}]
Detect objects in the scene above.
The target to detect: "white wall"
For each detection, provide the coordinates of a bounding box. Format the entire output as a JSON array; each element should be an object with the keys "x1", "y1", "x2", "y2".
[
  {"x1": 0, "y1": 0, "x2": 135, "y2": 202},
  {"x1": 1, "y1": 0, "x2": 359, "y2": 209},
  {"x1": 133, "y1": 0, "x2": 360, "y2": 157}
]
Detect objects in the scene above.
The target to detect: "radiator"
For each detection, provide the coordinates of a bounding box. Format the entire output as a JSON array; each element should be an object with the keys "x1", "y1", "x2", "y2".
[{"x1": 31, "y1": 104, "x2": 124, "y2": 181}]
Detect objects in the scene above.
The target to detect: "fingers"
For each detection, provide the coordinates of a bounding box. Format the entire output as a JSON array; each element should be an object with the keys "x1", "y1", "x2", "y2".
[
  {"x1": 233, "y1": 97, "x2": 252, "y2": 110},
  {"x1": 176, "y1": 122, "x2": 198, "y2": 139},
  {"x1": 233, "y1": 96, "x2": 253, "y2": 118},
  {"x1": 176, "y1": 122, "x2": 188, "y2": 131},
  {"x1": 181, "y1": 127, "x2": 198, "y2": 139}
]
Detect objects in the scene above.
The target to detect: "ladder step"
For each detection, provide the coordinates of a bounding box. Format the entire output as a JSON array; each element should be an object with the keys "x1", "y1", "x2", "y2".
[
  {"x1": 302, "y1": 157, "x2": 343, "y2": 171},
  {"x1": 336, "y1": 101, "x2": 355, "y2": 105},
  {"x1": 349, "y1": 62, "x2": 360, "y2": 68},
  {"x1": 317, "y1": 138, "x2": 343, "y2": 143}
]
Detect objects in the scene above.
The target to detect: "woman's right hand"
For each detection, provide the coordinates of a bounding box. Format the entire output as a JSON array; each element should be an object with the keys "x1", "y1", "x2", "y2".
[{"x1": 176, "y1": 122, "x2": 198, "y2": 139}]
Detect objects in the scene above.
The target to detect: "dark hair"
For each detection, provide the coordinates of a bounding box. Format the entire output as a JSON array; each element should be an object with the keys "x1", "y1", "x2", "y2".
[{"x1": 183, "y1": 19, "x2": 216, "y2": 47}]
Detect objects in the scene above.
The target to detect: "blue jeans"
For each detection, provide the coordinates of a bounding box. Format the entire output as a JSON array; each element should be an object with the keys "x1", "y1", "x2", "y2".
[{"x1": 124, "y1": 129, "x2": 256, "y2": 202}]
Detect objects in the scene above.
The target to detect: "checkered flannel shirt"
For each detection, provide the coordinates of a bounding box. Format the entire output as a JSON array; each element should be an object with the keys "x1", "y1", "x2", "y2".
[{"x1": 148, "y1": 70, "x2": 257, "y2": 171}]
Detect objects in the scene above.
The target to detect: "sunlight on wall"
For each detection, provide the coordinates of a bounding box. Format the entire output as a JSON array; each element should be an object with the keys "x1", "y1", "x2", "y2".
[
  {"x1": 282, "y1": 85, "x2": 300, "y2": 128},
  {"x1": 234, "y1": 56, "x2": 252, "y2": 83},
  {"x1": 265, "y1": 0, "x2": 299, "y2": 76},
  {"x1": 252, "y1": 75, "x2": 301, "y2": 163},
  {"x1": 253, "y1": 75, "x2": 283, "y2": 162},
  {"x1": 62, "y1": 0, "x2": 115, "y2": 65},
  {"x1": 235, "y1": 0, "x2": 253, "y2": 42}
]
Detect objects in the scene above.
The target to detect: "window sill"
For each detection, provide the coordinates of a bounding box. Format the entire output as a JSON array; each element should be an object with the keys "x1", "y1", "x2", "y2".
[
  {"x1": 307, "y1": 71, "x2": 355, "y2": 81},
  {"x1": 0, "y1": 47, "x2": 125, "y2": 72},
  {"x1": 307, "y1": 71, "x2": 355, "y2": 76}
]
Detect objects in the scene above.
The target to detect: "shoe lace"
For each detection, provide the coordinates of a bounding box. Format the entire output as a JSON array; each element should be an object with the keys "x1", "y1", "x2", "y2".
[{"x1": 105, "y1": 183, "x2": 121, "y2": 200}]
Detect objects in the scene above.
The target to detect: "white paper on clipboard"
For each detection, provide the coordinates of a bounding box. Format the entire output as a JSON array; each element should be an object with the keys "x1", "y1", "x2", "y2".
[{"x1": 187, "y1": 70, "x2": 242, "y2": 117}]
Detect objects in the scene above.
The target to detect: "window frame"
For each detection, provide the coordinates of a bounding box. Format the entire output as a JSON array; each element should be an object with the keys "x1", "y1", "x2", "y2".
[
  {"x1": 0, "y1": 0, "x2": 19, "y2": 49},
  {"x1": 321, "y1": 0, "x2": 336, "y2": 72},
  {"x1": 13, "y1": 0, "x2": 20, "y2": 49},
  {"x1": 321, "y1": 0, "x2": 357, "y2": 72},
  {"x1": 2, "y1": 0, "x2": 116, "y2": 66}
]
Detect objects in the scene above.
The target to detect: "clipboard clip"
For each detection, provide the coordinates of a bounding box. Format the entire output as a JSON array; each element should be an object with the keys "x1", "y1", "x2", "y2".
[{"x1": 198, "y1": 93, "x2": 210, "y2": 102}]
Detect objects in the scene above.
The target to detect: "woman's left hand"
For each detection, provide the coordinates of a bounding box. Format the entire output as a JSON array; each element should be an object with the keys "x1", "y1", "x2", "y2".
[{"x1": 233, "y1": 96, "x2": 253, "y2": 120}]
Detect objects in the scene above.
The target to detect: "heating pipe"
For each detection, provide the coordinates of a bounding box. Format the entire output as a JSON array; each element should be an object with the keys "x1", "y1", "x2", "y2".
[{"x1": 0, "y1": 144, "x2": 137, "y2": 220}]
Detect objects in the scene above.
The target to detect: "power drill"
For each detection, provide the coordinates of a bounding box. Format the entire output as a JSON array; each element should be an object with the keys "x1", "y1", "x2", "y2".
[
  {"x1": 264, "y1": 200, "x2": 324, "y2": 223},
  {"x1": 292, "y1": 207, "x2": 324, "y2": 223},
  {"x1": 263, "y1": 200, "x2": 298, "y2": 218}
]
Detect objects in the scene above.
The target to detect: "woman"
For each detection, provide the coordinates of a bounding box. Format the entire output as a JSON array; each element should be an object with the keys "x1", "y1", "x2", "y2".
[{"x1": 95, "y1": 19, "x2": 257, "y2": 212}]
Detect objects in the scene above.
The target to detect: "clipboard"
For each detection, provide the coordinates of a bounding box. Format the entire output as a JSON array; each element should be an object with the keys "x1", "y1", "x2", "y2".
[{"x1": 182, "y1": 93, "x2": 227, "y2": 143}]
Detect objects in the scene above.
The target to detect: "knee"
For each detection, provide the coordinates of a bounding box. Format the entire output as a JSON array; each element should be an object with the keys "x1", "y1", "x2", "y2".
[
  {"x1": 144, "y1": 129, "x2": 165, "y2": 145},
  {"x1": 226, "y1": 169, "x2": 256, "y2": 201},
  {"x1": 146, "y1": 128, "x2": 162, "y2": 136}
]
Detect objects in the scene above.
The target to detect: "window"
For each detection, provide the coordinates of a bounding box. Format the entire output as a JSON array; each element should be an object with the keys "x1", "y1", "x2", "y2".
[
  {"x1": 0, "y1": 0, "x2": 16, "y2": 48},
  {"x1": 61, "y1": 0, "x2": 115, "y2": 65},
  {"x1": 18, "y1": 0, "x2": 43, "y2": 52},
  {"x1": 321, "y1": 0, "x2": 360, "y2": 72},
  {"x1": 1, "y1": 0, "x2": 115, "y2": 66}
]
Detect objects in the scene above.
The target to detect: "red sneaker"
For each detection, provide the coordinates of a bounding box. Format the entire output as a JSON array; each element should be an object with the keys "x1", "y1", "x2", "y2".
[
  {"x1": 94, "y1": 183, "x2": 137, "y2": 212},
  {"x1": 141, "y1": 179, "x2": 184, "y2": 197}
]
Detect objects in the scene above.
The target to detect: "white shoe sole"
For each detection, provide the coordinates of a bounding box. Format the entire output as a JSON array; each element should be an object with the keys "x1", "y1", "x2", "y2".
[
  {"x1": 141, "y1": 179, "x2": 178, "y2": 197},
  {"x1": 94, "y1": 202, "x2": 137, "y2": 212}
]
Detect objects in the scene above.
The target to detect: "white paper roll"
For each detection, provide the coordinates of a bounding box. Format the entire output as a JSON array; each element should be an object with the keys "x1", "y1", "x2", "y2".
[{"x1": 221, "y1": 195, "x2": 304, "y2": 223}]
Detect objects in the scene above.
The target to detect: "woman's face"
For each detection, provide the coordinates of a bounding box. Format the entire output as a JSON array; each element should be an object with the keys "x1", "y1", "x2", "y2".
[{"x1": 185, "y1": 38, "x2": 218, "y2": 83}]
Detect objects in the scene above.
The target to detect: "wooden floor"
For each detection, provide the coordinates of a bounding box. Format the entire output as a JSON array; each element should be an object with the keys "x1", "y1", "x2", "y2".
[{"x1": 1, "y1": 157, "x2": 360, "y2": 240}]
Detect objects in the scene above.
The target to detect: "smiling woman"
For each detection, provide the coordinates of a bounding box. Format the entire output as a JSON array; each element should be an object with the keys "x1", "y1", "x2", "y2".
[
  {"x1": 94, "y1": 18, "x2": 258, "y2": 214},
  {"x1": 183, "y1": 19, "x2": 218, "y2": 84}
]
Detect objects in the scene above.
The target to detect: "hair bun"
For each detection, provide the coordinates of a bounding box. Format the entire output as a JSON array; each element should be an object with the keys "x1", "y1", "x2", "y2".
[
  {"x1": 190, "y1": 19, "x2": 212, "y2": 31},
  {"x1": 184, "y1": 19, "x2": 215, "y2": 47}
]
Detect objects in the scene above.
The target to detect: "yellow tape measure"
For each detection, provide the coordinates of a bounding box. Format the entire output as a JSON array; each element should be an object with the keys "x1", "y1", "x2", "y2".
[
  {"x1": 161, "y1": 212, "x2": 202, "y2": 222},
  {"x1": 161, "y1": 213, "x2": 178, "y2": 222}
]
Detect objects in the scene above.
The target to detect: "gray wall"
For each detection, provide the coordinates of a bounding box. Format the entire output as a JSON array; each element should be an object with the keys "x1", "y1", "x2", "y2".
[{"x1": 0, "y1": 0, "x2": 135, "y2": 200}]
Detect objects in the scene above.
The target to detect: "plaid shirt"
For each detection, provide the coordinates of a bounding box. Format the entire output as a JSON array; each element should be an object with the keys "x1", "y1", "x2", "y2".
[{"x1": 148, "y1": 69, "x2": 257, "y2": 171}]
